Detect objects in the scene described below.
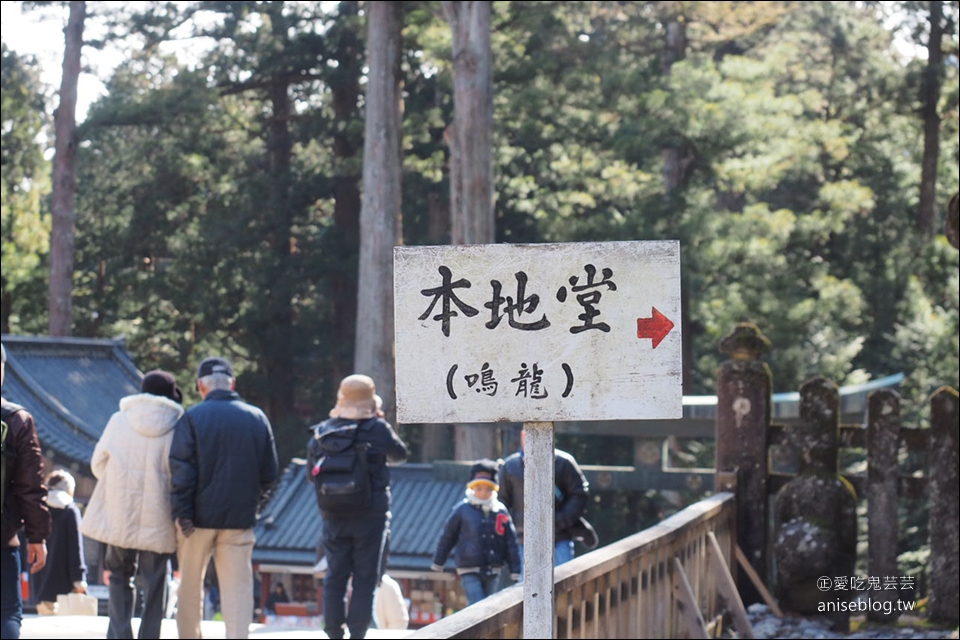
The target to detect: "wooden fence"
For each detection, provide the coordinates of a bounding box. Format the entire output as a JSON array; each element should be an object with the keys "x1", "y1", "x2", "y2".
[
  {"x1": 423, "y1": 322, "x2": 958, "y2": 633},
  {"x1": 410, "y1": 492, "x2": 737, "y2": 639},
  {"x1": 715, "y1": 323, "x2": 959, "y2": 625}
]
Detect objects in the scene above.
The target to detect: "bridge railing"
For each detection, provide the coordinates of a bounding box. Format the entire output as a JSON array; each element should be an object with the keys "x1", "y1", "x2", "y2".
[{"x1": 410, "y1": 492, "x2": 737, "y2": 639}]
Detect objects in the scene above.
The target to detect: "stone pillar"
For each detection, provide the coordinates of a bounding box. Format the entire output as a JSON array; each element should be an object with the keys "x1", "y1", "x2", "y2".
[
  {"x1": 929, "y1": 188, "x2": 957, "y2": 622},
  {"x1": 867, "y1": 389, "x2": 900, "y2": 622},
  {"x1": 715, "y1": 323, "x2": 772, "y2": 603},
  {"x1": 929, "y1": 387, "x2": 959, "y2": 624},
  {"x1": 774, "y1": 378, "x2": 857, "y2": 632}
]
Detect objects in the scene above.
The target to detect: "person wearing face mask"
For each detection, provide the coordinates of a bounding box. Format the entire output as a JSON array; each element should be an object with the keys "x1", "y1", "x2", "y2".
[
  {"x1": 33, "y1": 470, "x2": 86, "y2": 616},
  {"x1": 431, "y1": 459, "x2": 520, "y2": 606}
]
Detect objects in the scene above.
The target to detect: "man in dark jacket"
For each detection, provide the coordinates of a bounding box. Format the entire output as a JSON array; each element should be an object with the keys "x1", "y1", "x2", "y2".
[
  {"x1": 1, "y1": 343, "x2": 51, "y2": 640},
  {"x1": 307, "y1": 374, "x2": 407, "y2": 640},
  {"x1": 170, "y1": 357, "x2": 278, "y2": 640},
  {"x1": 499, "y1": 429, "x2": 598, "y2": 573}
]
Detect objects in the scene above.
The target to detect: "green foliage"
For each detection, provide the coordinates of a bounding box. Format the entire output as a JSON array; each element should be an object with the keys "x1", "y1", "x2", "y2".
[
  {"x1": 891, "y1": 239, "x2": 960, "y2": 422},
  {"x1": 60, "y1": 1, "x2": 383, "y2": 464},
  {"x1": 1, "y1": 44, "x2": 50, "y2": 334},
  {"x1": 4, "y1": 3, "x2": 959, "y2": 561}
]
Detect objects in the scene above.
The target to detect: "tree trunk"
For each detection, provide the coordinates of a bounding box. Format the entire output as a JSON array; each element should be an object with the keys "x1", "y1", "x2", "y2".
[
  {"x1": 661, "y1": 11, "x2": 696, "y2": 395},
  {"x1": 420, "y1": 424, "x2": 452, "y2": 463},
  {"x1": 355, "y1": 1, "x2": 403, "y2": 428},
  {"x1": 256, "y1": 4, "x2": 297, "y2": 432},
  {"x1": 48, "y1": 0, "x2": 85, "y2": 337},
  {"x1": 918, "y1": 0, "x2": 943, "y2": 240},
  {"x1": 331, "y1": 0, "x2": 363, "y2": 387},
  {"x1": 442, "y1": 0, "x2": 498, "y2": 460},
  {"x1": 661, "y1": 16, "x2": 687, "y2": 197},
  {"x1": 263, "y1": 75, "x2": 296, "y2": 429},
  {"x1": 421, "y1": 190, "x2": 449, "y2": 461},
  {"x1": 443, "y1": 1, "x2": 494, "y2": 245}
]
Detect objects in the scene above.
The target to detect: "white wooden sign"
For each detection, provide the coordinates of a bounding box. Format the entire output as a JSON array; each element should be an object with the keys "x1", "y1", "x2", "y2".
[{"x1": 394, "y1": 241, "x2": 682, "y2": 423}]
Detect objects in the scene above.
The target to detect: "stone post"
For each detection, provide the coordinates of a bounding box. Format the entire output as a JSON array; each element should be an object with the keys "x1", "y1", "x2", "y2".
[
  {"x1": 795, "y1": 378, "x2": 840, "y2": 474},
  {"x1": 929, "y1": 387, "x2": 959, "y2": 624},
  {"x1": 928, "y1": 191, "x2": 957, "y2": 622},
  {"x1": 715, "y1": 323, "x2": 772, "y2": 603},
  {"x1": 867, "y1": 389, "x2": 900, "y2": 622},
  {"x1": 774, "y1": 378, "x2": 857, "y2": 632}
]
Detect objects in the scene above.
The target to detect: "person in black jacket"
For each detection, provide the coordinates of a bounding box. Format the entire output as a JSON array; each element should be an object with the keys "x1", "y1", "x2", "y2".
[
  {"x1": 308, "y1": 374, "x2": 407, "y2": 640},
  {"x1": 499, "y1": 429, "x2": 598, "y2": 575},
  {"x1": 264, "y1": 581, "x2": 289, "y2": 615},
  {"x1": 169, "y1": 357, "x2": 278, "y2": 640},
  {"x1": 1, "y1": 342, "x2": 51, "y2": 640},
  {"x1": 431, "y1": 460, "x2": 520, "y2": 606},
  {"x1": 33, "y1": 470, "x2": 86, "y2": 615}
]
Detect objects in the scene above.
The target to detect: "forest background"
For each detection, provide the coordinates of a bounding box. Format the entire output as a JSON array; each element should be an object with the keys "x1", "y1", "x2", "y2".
[{"x1": 2, "y1": 0, "x2": 958, "y2": 559}]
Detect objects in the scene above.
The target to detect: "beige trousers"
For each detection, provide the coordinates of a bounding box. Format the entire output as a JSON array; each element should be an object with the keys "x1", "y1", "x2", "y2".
[
  {"x1": 176, "y1": 527, "x2": 255, "y2": 639},
  {"x1": 36, "y1": 601, "x2": 57, "y2": 616}
]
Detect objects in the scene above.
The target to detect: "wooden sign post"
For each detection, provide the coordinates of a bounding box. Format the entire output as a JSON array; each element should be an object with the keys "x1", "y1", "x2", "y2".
[
  {"x1": 524, "y1": 421, "x2": 556, "y2": 639},
  {"x1": 394, "y1": 241, "x2": 682, "y2": 638}
]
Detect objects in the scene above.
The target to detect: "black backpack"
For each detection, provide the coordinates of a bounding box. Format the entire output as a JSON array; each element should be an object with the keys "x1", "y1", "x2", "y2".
[{"x1": 308, "y1": 420, "x2": 372, "y2": 515}]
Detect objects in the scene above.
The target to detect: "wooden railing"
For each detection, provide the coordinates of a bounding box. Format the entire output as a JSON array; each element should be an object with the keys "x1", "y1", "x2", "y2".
[{"x1": 410, "y1": 492, "x2": 737, "y2": 639}]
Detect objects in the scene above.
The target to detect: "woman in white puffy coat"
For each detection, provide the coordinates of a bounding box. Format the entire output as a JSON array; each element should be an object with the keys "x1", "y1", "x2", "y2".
[{"x1": 81, "y1": 370, "x2": 184, "y2": 640}]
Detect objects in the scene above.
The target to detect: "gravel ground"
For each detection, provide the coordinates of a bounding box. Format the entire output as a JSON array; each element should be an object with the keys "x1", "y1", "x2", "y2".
[{"x1": 729, "y1": 604, "x2": 959, "y2": 640}]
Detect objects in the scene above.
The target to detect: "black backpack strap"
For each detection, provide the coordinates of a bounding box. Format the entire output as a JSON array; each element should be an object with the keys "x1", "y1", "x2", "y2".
[
  {"x1": 1, "y1": 402, "x2": 21, "y2": 463},
  {"x1": 357, "y1": 418, "x2": 385, "y2": 463},
  {"x1": 316, "y1": 421, "x2": 363, "y2": 452},
  {"x1": 1, "y1": 401, "x2": 24, "y2": 422}
]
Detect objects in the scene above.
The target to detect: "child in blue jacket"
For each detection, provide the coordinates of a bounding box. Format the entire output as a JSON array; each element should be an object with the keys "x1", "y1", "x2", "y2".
[{"x1": 431, "y1": 459, "x2": 521, "y2": 605}]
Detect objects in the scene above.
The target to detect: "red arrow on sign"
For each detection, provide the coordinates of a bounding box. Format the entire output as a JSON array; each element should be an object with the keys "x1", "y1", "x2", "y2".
[{"x1": 637, "y1": 307, "x2": 674, "y2": 349}]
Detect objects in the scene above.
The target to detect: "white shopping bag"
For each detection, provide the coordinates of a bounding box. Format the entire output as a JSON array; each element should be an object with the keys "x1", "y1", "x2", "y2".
[{"x1": 56, "y1": 592, "x2": 98, "y2": 616}]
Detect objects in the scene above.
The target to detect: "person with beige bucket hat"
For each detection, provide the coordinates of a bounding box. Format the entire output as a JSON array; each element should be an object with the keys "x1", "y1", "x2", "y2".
[{"x1": 307, "y1": 374, "x2": 408, "y2": 640}]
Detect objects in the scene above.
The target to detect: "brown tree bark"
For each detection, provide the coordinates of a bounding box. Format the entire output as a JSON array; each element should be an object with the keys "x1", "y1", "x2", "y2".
[
  {"x1": 421, "y1": 189, "x2": 450, "y2": 461},
  {"x1": 48, "y1": 0, "x2": 85, "y2": 337},
  {"x1": 918, "y1": 0, "x2": 944, "y2": 240},
  {"x1": 355, "y1": 1, "x2": 403, "y2": 427},
  {"x1": 442, "y1": 1, "x2": 495, "y2": 246},
  {"x1": 442, "y1": 0, "x2": 498, "y2": 460},
  {"x1": 660, "y1": 10, "x2": 697, "y2": 394},
  {"x1": 262, "y1": 16, "x2": 296, "y2": 429},
  {"x1": 661, "y1": 16, "x2": 688, "y2": 196},
  {"x1": 331, "y1": 0, "x2": 363, "y2": 387}
]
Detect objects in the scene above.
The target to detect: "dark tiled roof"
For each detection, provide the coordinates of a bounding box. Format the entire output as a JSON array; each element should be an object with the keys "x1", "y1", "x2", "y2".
[
  {"x1": 391, "y1": 468, "x2": 467, "y2": 559},
  {"x1": 253, "y1": 461, "x2": 467, "y2": 572},
  {"x1": 253, "y1": 461, "x2": 322, "y2": 566},
  {"x1": 680, "y1": 372, "x2": 905, "y2": 421},
  {"x1": 1, "y1": 334, "x2": 142, "y2": 470}
]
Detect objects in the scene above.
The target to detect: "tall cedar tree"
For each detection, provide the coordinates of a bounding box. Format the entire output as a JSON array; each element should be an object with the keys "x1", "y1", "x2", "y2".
[
  {"x1": 49, "y1": 0, "x2": 84, "y2": 336},
  {"x1": 355, "y1": 1, "x2": 404, "y2": 426},
  {"x1": 442, "y1": 0, "x2": 499, "y2": 460}
]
